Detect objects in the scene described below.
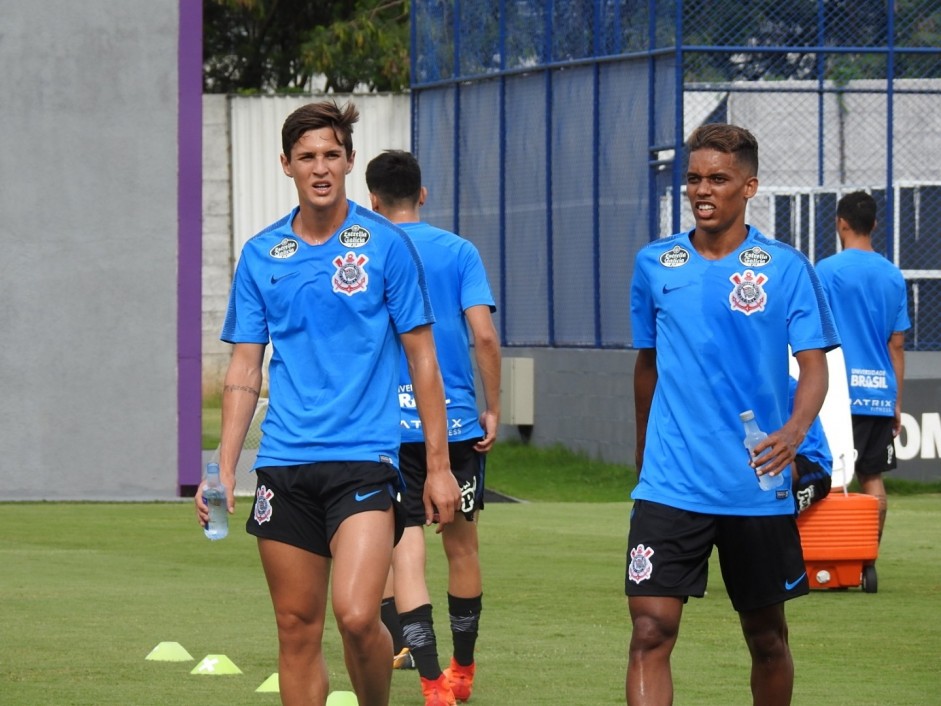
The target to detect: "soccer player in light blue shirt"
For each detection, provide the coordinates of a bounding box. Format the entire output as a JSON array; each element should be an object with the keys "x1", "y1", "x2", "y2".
[
  {"x1": 816, "y1": 190, "x2": 911, "y2": 543},
  {"x1": 367, "y1": 150, "x2": 500, "y2": 706},
  {"x1": 199, "y1": 102, "x2": 460, "y2": 706},
  {"x1": 626, "y1": 123, "x2": 839, "y2": 706}
]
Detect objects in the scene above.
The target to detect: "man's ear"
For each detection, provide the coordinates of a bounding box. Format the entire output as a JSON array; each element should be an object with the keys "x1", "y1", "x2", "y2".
[
  {"x1": 418, "y1": 186, "x2": 428, "y2": 207},
  {"x1": 743, "y1": 175, "x2": 759, "y2": 200}
]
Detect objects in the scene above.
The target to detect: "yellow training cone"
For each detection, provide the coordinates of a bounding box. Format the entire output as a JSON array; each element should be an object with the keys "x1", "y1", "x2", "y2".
[
  {"x1": 145, "y1": 642, "x2": 193, "y2": 662},
  {"x1": 256, "y1": 673, "x2": 280, "y2": 692},
  {"x1": 190, "y1": 654, "x2": 242, "y2": 675},
  {"x1": 326, "y1": 691, "x2": 358, "y2": 706}
]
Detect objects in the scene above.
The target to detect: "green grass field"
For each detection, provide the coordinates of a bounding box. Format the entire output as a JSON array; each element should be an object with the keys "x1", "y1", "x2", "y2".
[{"x1": 3, "y1": 491, "x2": 940, "y2": 705}]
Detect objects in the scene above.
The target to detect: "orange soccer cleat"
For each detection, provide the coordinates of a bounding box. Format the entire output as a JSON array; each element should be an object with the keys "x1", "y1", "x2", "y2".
[
  {"x1": 443, "y1": 658, "x2": 475, "y2": 702},
  {"x1": 420, "y1": 673, "x2": 456, "y2": 706}
]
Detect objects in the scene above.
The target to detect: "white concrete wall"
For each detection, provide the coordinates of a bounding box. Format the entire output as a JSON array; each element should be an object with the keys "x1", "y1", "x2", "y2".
[{"x1": 201, "y1": 93, "x2": 411, "y2": 393}]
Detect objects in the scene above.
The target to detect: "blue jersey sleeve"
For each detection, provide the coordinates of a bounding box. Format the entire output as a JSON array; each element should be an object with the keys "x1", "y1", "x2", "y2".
[
  {"x1": 459, "y1": 241, "x2": 497, "y2": 312},
  {"x1": 385, "y1": 229, "x2": 435, "y2": 335},
  {"x1": 630, "y1": 250, "x2": 656, "y2": 349},
  {"x1": 221, "y1": 248, "x2": 269, "y2": 344}
]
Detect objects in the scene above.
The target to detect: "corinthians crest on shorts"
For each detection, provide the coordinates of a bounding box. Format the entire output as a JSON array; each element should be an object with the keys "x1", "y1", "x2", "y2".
[
  {"x1": 628, "y1": 543, "x2": 655, "y2": 584},
  {"x1": 332, "y1": 251, "x2": 369, "y2": 295},
  {"x1": 729, "y1": 269, "x2": 768, "y2": 315},
  {"x1": 254, "y1": 485, "x2": 274, "y2": 525}
]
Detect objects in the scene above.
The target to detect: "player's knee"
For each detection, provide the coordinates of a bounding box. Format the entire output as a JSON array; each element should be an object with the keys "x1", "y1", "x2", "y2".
[
  {"x1": 334, "y1": 604, "x2": 377, "y2": 643},
  {"x1": 629, "y1": 613, "x2": 679, "y2": 653},
  {"x1": 443, "y1": 539, "x2": 479, "y2": 565},
  {"x1": 743, "y1": 624, "x2": 789, "y2": 662}
]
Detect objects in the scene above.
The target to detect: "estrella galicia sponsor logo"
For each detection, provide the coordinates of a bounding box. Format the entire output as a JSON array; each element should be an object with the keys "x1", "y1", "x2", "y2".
[
  {"x1": 270, "y1": 238, "x2": 299, "y2": 259},
  {"x1": 739, "y1": 246, "x2": 772, "y2": 267},
  {"x1": 339, "y1": 224, "x2": 371, "y2": 247},
  {"x1": 659, "y1": 245, "x2": 690, "y2": 268}
]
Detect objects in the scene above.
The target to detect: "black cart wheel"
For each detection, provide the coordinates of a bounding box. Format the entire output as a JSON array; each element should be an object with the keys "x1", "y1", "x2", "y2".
[{"x1": 862, "y1": 564, "x2": 878, "y2": 593}]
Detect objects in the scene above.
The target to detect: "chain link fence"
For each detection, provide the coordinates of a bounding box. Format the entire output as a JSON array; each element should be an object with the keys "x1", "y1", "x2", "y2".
[{"x1": 412, "y1": 0, "x2": 941, "y2": 350}]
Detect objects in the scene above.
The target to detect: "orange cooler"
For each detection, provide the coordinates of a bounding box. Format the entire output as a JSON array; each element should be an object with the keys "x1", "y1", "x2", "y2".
[{"x1": 796, "y1": 491, "x2": 880, "y2": 592}]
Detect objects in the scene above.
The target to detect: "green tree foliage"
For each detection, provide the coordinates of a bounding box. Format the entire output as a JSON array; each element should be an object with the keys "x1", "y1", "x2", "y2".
[{"x1": 203, "y1": 0, "x2": 410, "y2": 94}]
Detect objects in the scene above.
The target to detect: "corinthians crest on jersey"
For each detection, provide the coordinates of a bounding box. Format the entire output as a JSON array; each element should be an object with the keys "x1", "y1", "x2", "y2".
[
  {"x1": 333, "y1": 251, "x2": 369, "y2": 295},
  {"x1": 729, "y1": 269, "x2": 768, "y2": 315}
]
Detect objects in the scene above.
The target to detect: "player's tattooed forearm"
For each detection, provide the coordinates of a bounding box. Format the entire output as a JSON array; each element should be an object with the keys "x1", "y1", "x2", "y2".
[{"x1": 224, "y1": 384, "x2": 260, "y2": 397}]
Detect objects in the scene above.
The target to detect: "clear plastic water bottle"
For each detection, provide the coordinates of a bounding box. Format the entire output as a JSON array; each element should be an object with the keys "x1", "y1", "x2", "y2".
[
  {"x1": 203, "y1": 462, "x2": 228, "y2": 540},
  {"x1": 739, "y1": 410, "x2": 783, "y2": 491}
]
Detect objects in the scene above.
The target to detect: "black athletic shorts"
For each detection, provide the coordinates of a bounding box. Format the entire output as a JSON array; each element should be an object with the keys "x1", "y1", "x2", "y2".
[
  {"x1": 399, "y1": 439, "x2": 485, "y2": 526},
  {"x1": 852, "y1": 415, "x2": 898, "y2": 477},
  {"x1": 793, "y1": 454, "x2": 832, "y2": 515},
  {"x1": 247, "y1": 462, "x2": 405, "y2": 557},
  {"x1": 625, "y1": 500, "x2": 809, "y2": 612}
]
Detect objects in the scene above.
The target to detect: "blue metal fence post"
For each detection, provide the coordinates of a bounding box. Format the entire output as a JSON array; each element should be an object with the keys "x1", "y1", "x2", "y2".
[
  {"x1": 545, "y1": 2, "x2": 555, "y2": 345},
  {"x1": 452, "y1": 0, "x2": 462, "y2": 236},
  {"x1": 816, "y1": 0, "x2": 826, "y2": 187},
  {"x1": 672, "y1": 0, "x2": 684, "y2": 236},
  {"x1": 886, "y1": 2, "x2": 896, "y2": 263},
  {"x1": 499, "y1": 0, "x2": 507, "y2": 345},
  {"x1": 592, "y1": 0, "x2": 602, "y2": 346}
]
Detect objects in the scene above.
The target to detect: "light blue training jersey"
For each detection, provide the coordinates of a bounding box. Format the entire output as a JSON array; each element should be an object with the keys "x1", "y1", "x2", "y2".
[
  {"x1": 815, "y1": 249, "x2": 910, "y2": 417},
  {"x1": 630, "y1": 226, "x2": 840, "y2": 516},
  {"x1": 221, "y1": 202, "x2": 434, "y2": 468},
  {"x1": 397, "y1": 222, "x2": 496, "y2": 444}
]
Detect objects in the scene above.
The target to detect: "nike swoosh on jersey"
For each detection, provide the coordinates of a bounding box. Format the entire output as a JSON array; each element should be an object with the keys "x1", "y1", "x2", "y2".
[
  {"x1": 662, "y1": 283, "x2": 690, "y2": 294},
  {"x1": 784, "y1": 572, "x2": 807, "y2": 590},
  {"x1": 354, "y1": 489, "x2": 382, "y2": 502},
  {"x1": 270, "y1": 271, "x2": 299, "y2": 284}
]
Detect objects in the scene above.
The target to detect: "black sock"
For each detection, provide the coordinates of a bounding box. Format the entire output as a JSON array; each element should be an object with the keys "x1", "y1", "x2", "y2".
[
  {"x1": 381, "y1": 596, "x2": 405, "y2": 653},
  {"x1": 448, "y1": 593, "x2": 482, "y2": 666},
  {"x1": 399, "y1": 603, "x2": 442, "y2": 680}
]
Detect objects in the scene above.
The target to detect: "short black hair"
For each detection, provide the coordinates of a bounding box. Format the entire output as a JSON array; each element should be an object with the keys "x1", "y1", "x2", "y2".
[
  {"x1": 837, "y1": 191, "x2": 877, "y2": 235},
  {"x1": 365, "y1": 150, "x2": 422, "y2": 205}
]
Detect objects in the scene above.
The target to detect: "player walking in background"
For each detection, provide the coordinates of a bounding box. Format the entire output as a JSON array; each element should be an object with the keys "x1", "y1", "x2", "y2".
[
  {"x1": 196, "y1": 102, "x2": 460, "y2": 706},
  {"x1": 626, "y1": 123, "x2": 839, "y2": 706},
  {"x1": 816, "y1": 191, "x2": 911, "y2": 545},
  {"x1": 367, "y1": 150, "x2": 501, "y2": 706}
]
